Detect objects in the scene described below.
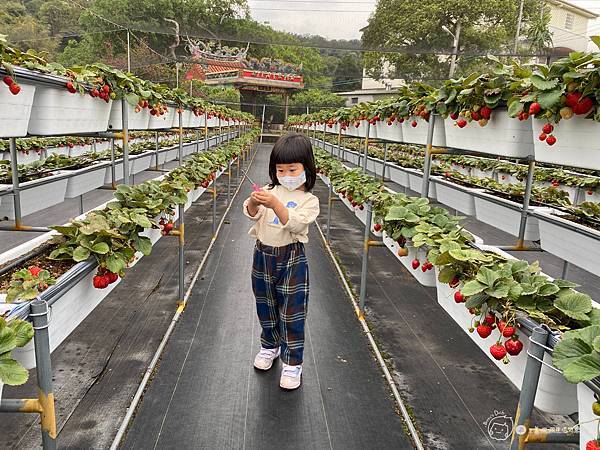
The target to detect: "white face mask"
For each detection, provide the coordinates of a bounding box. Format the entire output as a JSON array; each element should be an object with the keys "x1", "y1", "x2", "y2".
[{"x1": 278, "y1": 171, "x2": 306, "y2": 191}]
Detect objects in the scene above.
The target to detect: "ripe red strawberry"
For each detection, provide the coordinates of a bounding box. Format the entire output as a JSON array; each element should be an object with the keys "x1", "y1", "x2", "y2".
[
  {"x1": 484, "y1": 314, "x2": 496, "y2": 325},
  {"x1": 573, "y1": 96, "x2": 594, "y2": 115},
  {"x1": 398, "y1": 118, "x2": 405, "y2": 123},
  {"x1": 449, "y1": 277, "x2": 460, "y2": 288},
  {"x1": 454, "y1": 291, "x2": 464, "y2": 303},
  {"x1": 542, "y1": 123, "x2": 554, "y2": 134},
  {"x1": 456, "y1": 119, "x2": 467, "y2": 128},
  {"x1": 102, "y1": 84, "x2": 110, "y2": 93},
  {"x1": 28, "y1": 266, "x2": 42, "y2": 277},
  {"x1": 425, "y1": 262, "x2": 433, "y2": 270},
  {"x1": 373, "y1": 222, "x2": 382, "y2": 232},
  {"x1": 359, "y1": 204, "x2": 364, "y2": 210},
  {"x1": 162, "y1": 222, "x2": 174, "y2": 235},
  {"x1": 565, "y1": 92, "x2": 582, "y2": 107},
  {"x1": 477, "y1": 324, "x2": 493, "y2": 339},
  {"x1": 586, "y1": 439, "x2": 600, "y2": 450},
  {"x1": 546, "y1": 135, "x2": 557, "y2": 146},
  {"x1": 3, "y1": 76, "x2": 14, "y2": 86},
  {"x1": 490, "y1": 342, "x2": 507, "y2": 360},
  {"x1": 588, "y1": 190, "x2": 594, "y2": 196},
  {"x1": 480, "y1": 106, "x2": 492, "y2": 120},
  {"x1": 411, "y1": 259, "x2": 420, "y2": 270},
  {"x1": 529, "y1": 102, "x2": 541, "y2": 115},
  {"x1": 502, "y1": 326, "x2": 516, "y2": 338},
  {"x1": 91, "y1": 88, "x2": 99, "y2": 97},
  {"x1": 505, "y1": 337, "x2": 523, "y2": 356},
  {"x1": 411, "y1": 120, "x2": 418, "y2": 127},
  {"x1": 66, "y1": 81, "x2": 76, "y2": 93},
  {"x1": 9, "y1": 83, "x2": 21, "y2": 95},
  {"x1": 471, "y1": 111, "x2": 480, "y2": 121},
  {"x1": 421, "y1": 264, "x2": 428, "y2": 272},
  {"x1": 538, "y1": 133, "x2": 547, "y2": 141},
  {"x1": 107, "y1": 272, "x2": 119, "y2": 284},
  {"x1": 93, "y1": 275, "x2": 109, "y2": 289},
  {"x1": 450, "y1": 112, "x2": 459, "y2": 120},
  {"x1": 497, "y1": 320, "x2": 506, "y2": 333}
]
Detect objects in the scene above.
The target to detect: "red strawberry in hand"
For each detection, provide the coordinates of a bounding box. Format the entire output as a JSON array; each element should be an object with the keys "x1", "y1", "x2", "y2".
[
  {"x1": 477, "y1": 324, "x2": 493, "y2": 338},
  {"x1": 411, "y1": 259, "x2": 420, "y2": 270},
  {"x1": 28, "y1": 266, "x2": 42, "y2": 277},
  {"x1": 490, "y1": 342, "x2": 507, "y2": 360},
  {"x1": 505, "y1": 337, "x2": 523, "y2": 356}
]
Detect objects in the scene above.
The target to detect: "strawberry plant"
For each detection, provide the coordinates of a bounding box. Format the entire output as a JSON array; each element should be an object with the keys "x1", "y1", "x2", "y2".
[
  {"x1": 5, "y1": 267, "x2": 56, "y2": 302},
  {"x1": 0, "y1": 317, "x2": 34, "y2": 386}
]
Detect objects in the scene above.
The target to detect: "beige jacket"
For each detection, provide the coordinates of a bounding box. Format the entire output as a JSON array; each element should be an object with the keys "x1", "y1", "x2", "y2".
[{"x1": 243, "y1": 185, "x2": 320, "y2": 247}]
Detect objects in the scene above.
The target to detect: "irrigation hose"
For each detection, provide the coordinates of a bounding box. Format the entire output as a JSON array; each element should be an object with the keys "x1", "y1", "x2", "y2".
[
  {"x1": 110, "y1": 140, "x2": 259, "y2": 449},
  {"x1": 314, "y1": 221, "x2": 425, "y2": 450}
]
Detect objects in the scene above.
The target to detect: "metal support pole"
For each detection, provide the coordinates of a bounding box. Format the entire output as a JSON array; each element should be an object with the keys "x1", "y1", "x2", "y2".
[
  {"x1": 260, "y1": 104, "x2": 266, "y2": 143},
  {"x1": 178, "y1": 204, "x2": 185, "y2": 304},
  {"x1": 178, "y1": 110, "x2": 183, "y2": 166},
  {"x1": 79, "y1": 194, "x2": 84, "y2": 215},
  {"x1": 421, "y1": 115, "x2": 436, "y2": 198},
  {"x1": 561, "y1": 260, "x2": 570, "y2": 279},
  {"x1": 9, "y1": 138, "x2": 23, "y2": 227},
  {"x1": 227, "y1": 165, "x2": 231, "y2": 205},
  {"x1": 195, "y1": 128, "x2": 199, "y2": 153},
  {"x1": 516, "y1": 159, "x2": 536, "y2": 248},
  {"x1": 218, "y1": 117, "x2": 222, "y2": 146},
  {"x1": 121, "y1": 99, "x2": 130, "y2": 185},
  {"x1": 362, "y1": 122, "x2": 370, "y2": 173},
  {"x1": 358, "y1": 204, "x2": 373, "y2": 317},
  {"x1": 326, "y1": 186, "x2": 334, "y2": 245},
  {"x1": 510, "y1": 326, "x2": 549, "y2": 450},
  {"x1": 382, "y1": 142, "x2": 388, "y2": 181},
  {"x1": 204, "y1": 112, "x2": 209, "y2": 152},
  {"x1": 110, "y1": 138, "x2": 116, "y2": 189},
  {"x1": 31, "y1": 299, "x2": 57, "y2": 450},
  {"x1": 154, "y1": 131, "x2": 160, "y2": 169}
]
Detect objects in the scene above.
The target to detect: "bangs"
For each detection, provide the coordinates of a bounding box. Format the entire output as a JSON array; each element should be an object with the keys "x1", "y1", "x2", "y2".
[{"x1": 268, "y1": 133, "x2": 317, "y2": 191}]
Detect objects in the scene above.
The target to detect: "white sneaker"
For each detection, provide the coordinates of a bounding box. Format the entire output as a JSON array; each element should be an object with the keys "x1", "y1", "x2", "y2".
[
  {"x1": 280, "y1": 364, "x2": 302, "y2": 390},
  {"x1": 254, "y1": 347, "x2": 280, "y2": 371}
]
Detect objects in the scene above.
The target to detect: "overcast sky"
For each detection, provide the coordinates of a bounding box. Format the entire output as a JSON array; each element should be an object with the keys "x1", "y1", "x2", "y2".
[{"x1": 247, "y1": 0, "x2": 600, "y2": 41}]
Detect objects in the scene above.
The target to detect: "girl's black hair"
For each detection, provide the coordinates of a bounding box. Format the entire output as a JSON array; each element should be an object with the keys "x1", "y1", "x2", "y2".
[{"x1": 268, "y1": 132, "x2": 316, "y2": 191}]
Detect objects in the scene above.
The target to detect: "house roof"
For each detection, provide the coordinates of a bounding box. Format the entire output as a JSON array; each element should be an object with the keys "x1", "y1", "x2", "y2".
[{"x1": 549, "y1": 0, "x2": 598, "y2": 18}]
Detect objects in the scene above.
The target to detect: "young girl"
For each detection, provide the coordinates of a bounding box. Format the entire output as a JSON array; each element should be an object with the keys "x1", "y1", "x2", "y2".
[{"x1": 243, "y1": 133, "x2": 320, "y2": 390}]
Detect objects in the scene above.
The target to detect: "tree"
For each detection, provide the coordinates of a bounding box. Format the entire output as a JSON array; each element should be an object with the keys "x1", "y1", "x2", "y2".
[
  {"x1": 332, "y1": 53, "x2": 362, "y2": 92},
  {"x1": 361, "y1": 0, "x2": 543, "y2": 81},
  {"x1": 0, "y1": 1, "x2": 58, "y2": 53},
  {"x1": 289, "y1": 88, "x2": 345, "y2": 114}
]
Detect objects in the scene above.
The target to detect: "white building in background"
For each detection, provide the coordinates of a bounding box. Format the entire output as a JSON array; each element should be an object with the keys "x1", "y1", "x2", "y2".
[
  {"x1": 338, "y1": 62, "x2": 404, "y2": 107},
  {"x1": 546, "y1": 0, "x2": 598, "y2": 54}
]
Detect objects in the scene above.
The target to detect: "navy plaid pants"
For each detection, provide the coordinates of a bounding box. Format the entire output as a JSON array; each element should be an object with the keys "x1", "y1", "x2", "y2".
[{"x1": 251, "y1": 240, "x2": 309, "y2": 366}]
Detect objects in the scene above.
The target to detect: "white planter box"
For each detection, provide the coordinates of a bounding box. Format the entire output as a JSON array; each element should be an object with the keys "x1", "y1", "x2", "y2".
[
  {"x1": 382, "y1": 232, "x2": 435, "y2": 287},
  {"x1": 130, "y1": 153, "x2": 154, "y2": 174},
  {"x1": 338, "y1": 193, "x2": 353, "y2": 211},
  {"x1": 46, "y1": 146, "x2": 69, "y2": 157},
  {"x1": 584, "y1": 190, "x2": 600, "y2": 203},
  {"x1": 577, "y1": 383, "x2": 597, "y2": 448},
  {"x1": 535, "y1": 209, "x2": 600, "y2": 278},
  {"x1": 173, "y1": 109, "x2": 193, "y2": 128},
  {"x1": 408, "y1": 170, "x2": 437, "y2": 199},
  {"x1": 388, "y1": 164, "x2": 410, "y2": 187},
  {"x1": 434, "y1": 179, "x2": 481, "y2": 215},
  {"x1": 445, "y1": 110, "x2": 533, "y2": 158},
  {"x1": 164, "y1": 147, "x2": 180, "y2": 163},
  {"x1": 103, "y1": 161, "x2": 126, "y2": 184},
  {"x1": 0, "y1": 82, "x2": 36, "y2": 137},
  {"x1": 1, "y1": 150, "x2": 42, "y2": 165},
  {"x1": 433, "y1": 267, "x2": 577, "y2": 414},
  {"x1": 0, "y1": 174, "x2": 68, "y2": 219},
  {"x1": 472, "y1": 168, "x2": 494, "y2": 180},
  {"x1": 474, "y1": 192, "x2": 542, "y2": 241},
  {"x1": 533, "y1": 116, "x2": 600, "y2": 171},
  {"x1": 496, "y1": 172, "x2": 521, "y2": 185},
  {"x1": 344, "y1": 121, "x2": 369, "y2": 138},
  {"x1": 354, "y1": 205, "x2": 367, "y2": 224},
  {"x1": 375, "y1": 121, "x2": 403, "y2": 143},
  {"x1": 28, "y1": 86, "x2": 112, "y2": 135},
  {"x1": 207, "y1": 117, "x2": 220, "y2": 128},
  {"x1": 190, "y1": 112, "x2": 203, "y2": 128},
  {"x1": 366, "y1": 157, "x2": 383, "y2": 175},
  {"x1": 148, "y1": 108, "x2": 176, "y2": 130},
  {"x1": 402, "y1": 116, "x2": 446, "y2": 147},
  {"x1": 69, "y1": 144, "x2": 93, "y2": 158},
  {"x1": 371, "y1": 215, "x2": 383, "y2": 237},
  {"x1": 108, "y1": 102, "x2": 150, "y2": 130},
  {"x1": 64, "y1": 164, "x2": 108, "y2": 198}
]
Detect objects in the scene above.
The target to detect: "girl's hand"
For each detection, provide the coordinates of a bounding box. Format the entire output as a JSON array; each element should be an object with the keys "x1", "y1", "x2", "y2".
[{"x1": 251, "y1": 190, "x2": 281, "y2": 209}]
